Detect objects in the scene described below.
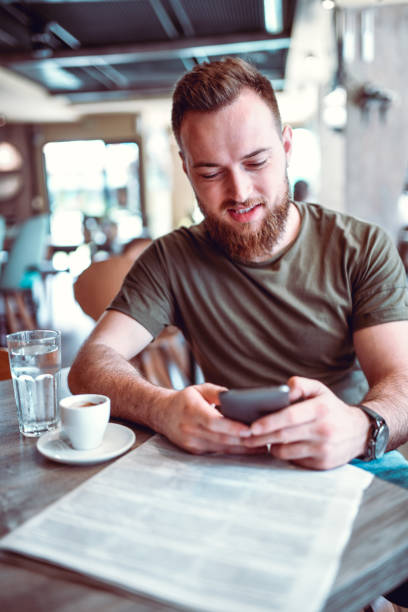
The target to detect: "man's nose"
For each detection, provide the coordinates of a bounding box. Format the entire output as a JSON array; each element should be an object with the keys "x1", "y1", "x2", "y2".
[{"x1": 226, "y1": 169, "x2": 252, "y2": 203}]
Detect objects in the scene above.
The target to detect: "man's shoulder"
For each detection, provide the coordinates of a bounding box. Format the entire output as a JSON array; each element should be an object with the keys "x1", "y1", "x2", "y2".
[
  {"x1": 144, "y1": 223, "x2": 213, "y2": 266},
  {"x1": 150, "y1": 222, "x2": 209, "y2": 253},
  {"x1": 299, "y1": 201, "x2": 388, "y2": 241},
  {"x1": 300, "y1": 200, "x2": 367, "y2": 226}
]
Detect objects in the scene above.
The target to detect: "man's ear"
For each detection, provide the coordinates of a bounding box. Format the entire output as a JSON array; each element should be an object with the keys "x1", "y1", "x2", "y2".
[
  {"x1": 282, "y1": 125, "x2": 293, "y2": 165},
  {"x1": 179, "y1": 150, "x2": 188, "y2": 175}
]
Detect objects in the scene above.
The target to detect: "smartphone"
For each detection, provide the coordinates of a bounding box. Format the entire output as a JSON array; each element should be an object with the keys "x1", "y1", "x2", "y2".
[{"x1": 218, "y1": 385, "x2": 290, "y2": 425}]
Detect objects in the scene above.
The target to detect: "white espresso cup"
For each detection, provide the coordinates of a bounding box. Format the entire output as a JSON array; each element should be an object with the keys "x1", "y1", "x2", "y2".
[{"x1": 60, "y1": 394, "x2": 110, "y2": 450}]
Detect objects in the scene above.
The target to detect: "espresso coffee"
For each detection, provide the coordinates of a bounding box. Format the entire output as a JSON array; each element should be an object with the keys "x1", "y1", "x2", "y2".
[{"x1": 70, "y1": 400, "x2": 100, "y2": 408}]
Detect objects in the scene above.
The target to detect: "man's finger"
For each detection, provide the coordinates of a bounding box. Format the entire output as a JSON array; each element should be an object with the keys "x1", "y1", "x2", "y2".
[
  {"x1": 269, "y1": 441, "x2": 325, "y2": 461},
  {"x1": 184, "y1": 422, "x2": 251, "y2": 446},
  {"x1": 182, "y1": 388, "x2": 251, "y2": 438},
  {"x1": 180, "y1": 435, "x2": 268, "y2": 455},
  {"x1": 195, "y1": 383, "x2": 228, "y2": 404},
  {"x1": 202, "y1": 411, "x2": 252, "y2": 437},
  {"x1": 250, "y1": 398, "x2": 322, "y2": 435},
  {"x1": 287, "y1": 376, "x2": 328, "y2": 403},
  {"x1": 243, "y1": 423, "x2": 318, "y2": 447}
]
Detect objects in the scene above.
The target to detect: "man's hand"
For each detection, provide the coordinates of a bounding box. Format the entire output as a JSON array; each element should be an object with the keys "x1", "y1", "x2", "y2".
[
  {"x1": 156, "y1": 383, "x2": 264, "y2": 455},
  {"x1": 241, "y1": 376, "x2": 371, "y2": 469}
]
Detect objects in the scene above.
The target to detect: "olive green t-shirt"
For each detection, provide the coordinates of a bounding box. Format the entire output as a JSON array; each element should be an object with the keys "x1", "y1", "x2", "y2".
[{"x1": 110, "y1": 202, "x2": 408, "y2": 403}]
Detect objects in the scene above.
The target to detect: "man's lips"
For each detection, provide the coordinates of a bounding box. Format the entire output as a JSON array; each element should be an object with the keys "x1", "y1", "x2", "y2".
[{"x1": 227, "y1": 203, "x2": 263, "y2": 223}]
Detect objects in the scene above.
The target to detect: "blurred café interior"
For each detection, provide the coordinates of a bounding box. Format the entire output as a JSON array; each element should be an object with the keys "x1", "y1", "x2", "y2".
[{"x1": 0, "y1": 0, "x2": 407, "y2": 368}]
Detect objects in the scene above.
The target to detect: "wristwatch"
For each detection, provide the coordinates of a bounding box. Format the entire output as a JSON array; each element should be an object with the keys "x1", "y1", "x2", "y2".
[{"x1": 357, "y1": 404, "x2": 389, "y2": 461}]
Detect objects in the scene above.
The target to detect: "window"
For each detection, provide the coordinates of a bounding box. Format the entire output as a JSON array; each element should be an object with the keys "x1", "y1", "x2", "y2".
[{"x1": 43, "y1": 139, "x2": 143, "y2": 250}]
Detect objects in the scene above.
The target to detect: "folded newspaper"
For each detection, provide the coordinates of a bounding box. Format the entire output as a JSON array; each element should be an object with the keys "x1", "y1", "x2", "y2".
[{"x1": 0, "y1": 435, "x2": 373, "y2": 612}]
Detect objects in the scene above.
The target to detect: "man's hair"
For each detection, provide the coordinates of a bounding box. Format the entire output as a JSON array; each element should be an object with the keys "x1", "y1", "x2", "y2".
[{"x1": 171, "y1": 57, "x2": 282, "y2": 147}]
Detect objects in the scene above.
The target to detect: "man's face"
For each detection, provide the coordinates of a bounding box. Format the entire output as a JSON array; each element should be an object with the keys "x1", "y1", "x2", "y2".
[{"x1": 179, "y1": 88, "x2": 293, "y2": 261}]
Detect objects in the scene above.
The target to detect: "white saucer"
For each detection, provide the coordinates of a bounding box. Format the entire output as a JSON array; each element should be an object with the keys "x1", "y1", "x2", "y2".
[{"x1": 37, "y1": 423, "x2": 136, "y2": 465}]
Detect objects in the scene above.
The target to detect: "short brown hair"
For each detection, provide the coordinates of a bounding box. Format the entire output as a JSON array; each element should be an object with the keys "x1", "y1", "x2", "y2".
[{"x1": 171, "y1": 57, "x2": 282, "y2": 148}]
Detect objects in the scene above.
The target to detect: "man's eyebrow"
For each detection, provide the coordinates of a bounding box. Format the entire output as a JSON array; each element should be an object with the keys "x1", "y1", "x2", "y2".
[
  {"x1": 192, "y1": 161, "x2": 219, "y2": 169},
  {"x1": 192, "y1": 148, "x2": 271, "y2": 169},
  {"x1": 242, "y1": 148, "x2": 271, "y2": 160}
]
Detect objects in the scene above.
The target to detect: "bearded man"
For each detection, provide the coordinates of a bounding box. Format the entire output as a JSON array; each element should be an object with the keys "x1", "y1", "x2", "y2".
[{"x1": 69, "y1": 58, "x2": 408, "y2": 481}]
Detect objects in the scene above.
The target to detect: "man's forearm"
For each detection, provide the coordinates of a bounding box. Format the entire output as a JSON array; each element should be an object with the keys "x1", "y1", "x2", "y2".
[
  {"x1": 361, "y1": 370, "x2": 408, "y2": 450},
  {"x1": 68, "y1": 343, "x2": 175, "y2": 433}
]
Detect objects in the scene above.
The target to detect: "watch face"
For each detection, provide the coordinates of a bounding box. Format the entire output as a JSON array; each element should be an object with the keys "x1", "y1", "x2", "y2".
[{"x1": 374, "y1": 424, "x2": 389, "y2": 459}]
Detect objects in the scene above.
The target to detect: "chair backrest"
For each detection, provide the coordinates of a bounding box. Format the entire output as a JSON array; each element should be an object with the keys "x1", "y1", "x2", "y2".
[
  {"x1": 0, "y1": 214, "x2": 49, "y2": 290},
  {"x1": 74, "y1": 255, "x2": 136, "y2": 321},
  {"x1": 0, "y1": 347, "x2": 11, "y2": 380},
  {"x1": 74, "y1": 239, "x2": 151, "y2": 321},
  {"x1": 0, "y1": 215, "x2": 6, "y2": 251}
]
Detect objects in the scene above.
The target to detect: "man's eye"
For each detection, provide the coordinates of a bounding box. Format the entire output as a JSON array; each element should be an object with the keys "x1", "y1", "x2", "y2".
[
  {"x1": 200, "y1": 172, "x2": 220, "y2": 179},
  {"x1": 247, "y1": 159, "x2": 267, "y2": 169}
]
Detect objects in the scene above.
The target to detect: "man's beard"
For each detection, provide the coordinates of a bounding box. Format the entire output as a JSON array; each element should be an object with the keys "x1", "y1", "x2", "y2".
[{"x1": 200, "y1": 181, "x2": 291, "y2": 262}]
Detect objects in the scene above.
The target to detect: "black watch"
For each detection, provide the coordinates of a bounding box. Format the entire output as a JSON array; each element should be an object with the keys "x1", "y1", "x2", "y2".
[{"x1": 357, "y1": 404, "x2": 389, "y2": 461}]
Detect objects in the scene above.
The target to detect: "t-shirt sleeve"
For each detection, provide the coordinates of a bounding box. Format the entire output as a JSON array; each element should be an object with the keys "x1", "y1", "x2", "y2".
[
  {"x1": 351, "y1": 225, "x2": 408, "y2": 331},
  {"x1": 107, "y1": 241, "x2": 175, "y2": 337}
]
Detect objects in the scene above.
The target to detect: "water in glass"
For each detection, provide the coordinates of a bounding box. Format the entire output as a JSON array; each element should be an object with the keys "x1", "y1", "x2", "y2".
[{"x1": 10, "y1": 341, "x2": 61, "y2": 436}]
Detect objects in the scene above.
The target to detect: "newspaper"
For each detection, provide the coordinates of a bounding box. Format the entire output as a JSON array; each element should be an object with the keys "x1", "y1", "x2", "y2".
[{"x1": 1, "y1": 435, "x2": 373, "y2": 612}]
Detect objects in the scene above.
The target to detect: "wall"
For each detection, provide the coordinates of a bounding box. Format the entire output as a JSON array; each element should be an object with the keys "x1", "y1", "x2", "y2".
[
  {"x1": 0, "y1": 123, "x2": 37, "y2": 224},
  {"x1": 344, "y1": 4, "x2": 408, "y2": 238},
  {"x1": 319, "y1": 118, "x2": 346, "y2": 213}
]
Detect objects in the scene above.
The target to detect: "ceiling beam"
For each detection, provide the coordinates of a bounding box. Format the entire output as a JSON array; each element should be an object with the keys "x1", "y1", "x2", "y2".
[
  {"x1": 263, "y1": 0, "x2": 283, "y2": 34},
  {"x1": 50, "y1": 81, "x2": 179, "y2": 97},
  {"x1": 0, "y1": 32, "x2": 291, "y2": 69},
  {"x1": 49, "y1": 76, "x2": 286, "y2": 101},
  {"x1": 149, "y1": 0, "x2": 179, "y2": 39},
  {"x1": 169, "y1": 0, "x2": 195, "y2": 37}
]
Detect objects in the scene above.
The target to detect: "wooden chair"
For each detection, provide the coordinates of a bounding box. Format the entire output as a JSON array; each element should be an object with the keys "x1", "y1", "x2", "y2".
[
  {"x1": 133, "y1": 327, "x2": 194, "y2": 390},
  {"x1": 0, "y1": 347, "x2": 11, "y2": 380}
]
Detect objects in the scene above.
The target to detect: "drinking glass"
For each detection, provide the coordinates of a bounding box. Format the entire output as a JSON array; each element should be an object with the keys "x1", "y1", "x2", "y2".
[{"x1": 6, "y1": 329, "x2": 62, "y2": 437}]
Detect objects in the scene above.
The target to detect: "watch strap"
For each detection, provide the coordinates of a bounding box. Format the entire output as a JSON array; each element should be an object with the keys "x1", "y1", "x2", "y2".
[
  {"x1": 357, "y1": 404, "x2": 389, "y2": 461},
  {"x1": 358, "y1": 404, "x2": 383, "y2": 423}
]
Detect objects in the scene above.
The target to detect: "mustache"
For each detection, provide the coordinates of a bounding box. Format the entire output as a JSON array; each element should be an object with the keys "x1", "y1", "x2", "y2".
[{"x1": 222, "y1": 197, "x2": 265, "y2": 210}]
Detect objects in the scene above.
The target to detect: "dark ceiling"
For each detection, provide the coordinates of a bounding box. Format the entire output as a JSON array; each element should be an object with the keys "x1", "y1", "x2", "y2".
[{"x1": 0, "y1": 0, "x2": 297, "y2": 102}]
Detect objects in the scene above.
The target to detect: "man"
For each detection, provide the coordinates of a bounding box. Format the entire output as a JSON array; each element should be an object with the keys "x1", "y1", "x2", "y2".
[{"x1": 69, "y1": 57, "x2": 408, "y2": 475}]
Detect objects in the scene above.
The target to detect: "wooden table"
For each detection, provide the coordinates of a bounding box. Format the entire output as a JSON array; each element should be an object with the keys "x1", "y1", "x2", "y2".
[{"x1": 1, "y1": 372, "x2": 408, "y2": 612}]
